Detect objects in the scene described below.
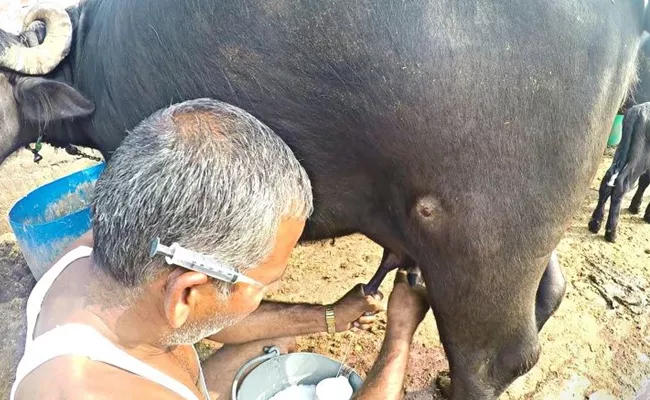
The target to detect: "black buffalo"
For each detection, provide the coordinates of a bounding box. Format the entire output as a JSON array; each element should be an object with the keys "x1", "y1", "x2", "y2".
[
  {"x1": 589, "y1": 102, "x2": 650, "y2": 242},
  {"x1": 1, "y1": 1, "x2": 648, "y2": 398}
]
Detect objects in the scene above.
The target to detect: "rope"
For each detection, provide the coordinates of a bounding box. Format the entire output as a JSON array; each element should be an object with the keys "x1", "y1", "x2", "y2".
[
  {"x1": 25, "y1": 136, "x2": 103, "y2": 164},
  {"x1": 65, "y1": 145, "x2": 104, "y2": 162}
]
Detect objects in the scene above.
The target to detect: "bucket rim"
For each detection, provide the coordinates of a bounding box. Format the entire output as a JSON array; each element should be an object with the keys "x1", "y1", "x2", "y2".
[
  {"x1": 235, "y1": 350, "x2": 364, "y2": 394},
  {"x1": 8, "y1": 162, "x2": 105, "y2": 228},
  {"x1": 10, "y1": 207, "x2": 92, "y2": 228},
  {"x1": 255, "y1": 351, "x2": 362, "y2": 374}
]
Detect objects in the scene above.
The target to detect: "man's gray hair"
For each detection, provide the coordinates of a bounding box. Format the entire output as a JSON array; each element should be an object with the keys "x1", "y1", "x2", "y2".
[{"x1": 92, "y1": 98, "x2": 313, "y2": 288}]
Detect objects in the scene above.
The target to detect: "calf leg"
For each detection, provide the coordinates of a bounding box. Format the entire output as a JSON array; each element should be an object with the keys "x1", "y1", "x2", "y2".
[
  {"x1": 362, "y1": 249, "x2": 414, "y2": 295},
  {"x1": 588, "y1": 171, "x2": 615, "y2": 233},
  {"x1": 605, "y1": 177, "x2": 632, "y2": 243},
  {"x1": 535, "y1": 251, "x2": 566, "y2": 331},
  {"x1": 644, "y1": 201, "x2": 650, "y2": 224},
  {"x1": 629, "y1": 171, "x2": 650, "y2": 214}
]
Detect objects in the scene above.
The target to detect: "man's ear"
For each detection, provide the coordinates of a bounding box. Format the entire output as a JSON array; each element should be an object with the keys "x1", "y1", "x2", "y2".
[
  {"x1": 163, "y1": 269, "x2": 210, "y2": 329},
  {"x1": 13, "y1": 77, "x2": 95, "y2": 123}
]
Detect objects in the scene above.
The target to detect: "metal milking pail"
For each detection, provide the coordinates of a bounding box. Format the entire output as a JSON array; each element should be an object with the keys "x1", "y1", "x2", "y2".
[{"x1": 232, "y1": 346, "x2": 363, "y2": 400}]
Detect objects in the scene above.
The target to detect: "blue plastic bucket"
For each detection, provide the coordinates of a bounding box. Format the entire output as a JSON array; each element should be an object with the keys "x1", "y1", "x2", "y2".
[{"x1": 8, "y1": 163, "x2": 105, "y2": 279}]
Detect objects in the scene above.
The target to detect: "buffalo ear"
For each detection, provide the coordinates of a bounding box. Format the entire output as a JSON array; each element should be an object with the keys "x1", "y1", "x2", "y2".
[{"x1": 13, "y1": 77, "x2": 95, "y2": 123}]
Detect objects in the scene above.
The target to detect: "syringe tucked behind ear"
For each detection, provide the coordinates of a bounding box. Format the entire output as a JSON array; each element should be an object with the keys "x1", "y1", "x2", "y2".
[{"x1": 149, "y1": 238, "x2": 261, "y2": 286}]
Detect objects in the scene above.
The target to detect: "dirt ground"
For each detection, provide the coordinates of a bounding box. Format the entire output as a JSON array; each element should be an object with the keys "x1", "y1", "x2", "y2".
[{"x1": 0, "y1": 146, "x2": 649, "y2": 399}]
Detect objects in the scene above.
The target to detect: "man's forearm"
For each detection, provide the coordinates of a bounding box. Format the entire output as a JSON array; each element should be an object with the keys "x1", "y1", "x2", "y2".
[
  {"x1": 208, "y1": 301, "x2": 326, "y2": 343},
  {"x1": 353, "y1": 329, "x2": 413, "y2": 400}
]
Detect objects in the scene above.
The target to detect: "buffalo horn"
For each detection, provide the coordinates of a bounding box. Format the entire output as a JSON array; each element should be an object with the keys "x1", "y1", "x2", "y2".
[{"x1": 0, "y1": 4, "x2": 72, "y2": 75}]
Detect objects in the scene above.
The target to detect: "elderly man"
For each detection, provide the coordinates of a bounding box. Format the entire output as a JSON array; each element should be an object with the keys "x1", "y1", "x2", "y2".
[{"x1": 11, "y1": 98, "x2": 430, "y2": 400}]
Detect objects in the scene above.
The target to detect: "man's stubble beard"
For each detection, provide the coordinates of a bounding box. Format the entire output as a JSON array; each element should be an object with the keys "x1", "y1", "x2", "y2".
[{"x1": 164, "y1": 312, "x2": 246, "y2": 346}]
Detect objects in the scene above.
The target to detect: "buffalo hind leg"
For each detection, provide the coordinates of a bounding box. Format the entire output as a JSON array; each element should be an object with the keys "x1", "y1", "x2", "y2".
[
  {"x1": 644, "y1": 201, "x2": 650, "y2": 224},
  {"x1": 588, "y1": 170, "x2": 615, "y2": 234},
  {"x1": 629, "y1": 171, "x2": 650, "y2": 215},
  {"x1": 422, "y1": 257, "x2": 543, "y2": 399},
  {"x1": 535, "y1": 251, "x2": 566, "y2": 331}
]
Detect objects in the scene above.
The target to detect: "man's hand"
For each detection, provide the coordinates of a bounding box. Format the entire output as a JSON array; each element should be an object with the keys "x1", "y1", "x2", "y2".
[
  {"x1": 209, "y1": 285, "x2": 385, "y2": 344},
  {"x1": 352, "y1": 269, "x2": 430, "y2": 399},
  {"x1": 386, "y1": 269, "x2": 429, "y2": 340},
  {"x1": 332, "y1": 284, "x2": 385, "y2": 332}
]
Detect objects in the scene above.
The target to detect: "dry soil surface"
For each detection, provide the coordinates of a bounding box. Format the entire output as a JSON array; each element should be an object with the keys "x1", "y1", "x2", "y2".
[{"x1": 0, "y1": 147, "x2": 649, "y2": 399}]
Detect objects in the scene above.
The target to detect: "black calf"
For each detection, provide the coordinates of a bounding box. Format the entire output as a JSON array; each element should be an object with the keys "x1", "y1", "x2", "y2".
[
  {"x1": 588, "y1": 103, "x2": 650, "y2": 242},
  {"x1": 629, "y1": 171, "x2": 650, "y2": 221}
]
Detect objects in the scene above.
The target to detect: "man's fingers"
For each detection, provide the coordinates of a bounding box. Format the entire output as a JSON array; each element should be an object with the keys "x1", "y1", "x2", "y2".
[
  {"x1": 371, "y1": 291, "x2": 384, "y2": 301},
  {"x1": 394, "y1": 269, "x2": 409, "y2": 284},
  {"x1": 357, "y1": 315, "x2": 375, "y2": 325},
  {"x1": 355, "y1": 323, "x2": 373, "y2": 331},
  {"x1": 355, "y1": 283, "x2": 368, "y2": 295},
  {"x1": 366, "y1": 294, "x2": 385, "y2": 312}
]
